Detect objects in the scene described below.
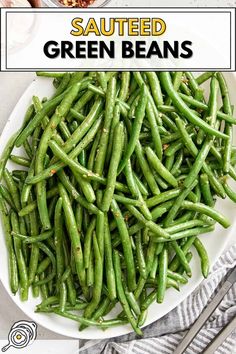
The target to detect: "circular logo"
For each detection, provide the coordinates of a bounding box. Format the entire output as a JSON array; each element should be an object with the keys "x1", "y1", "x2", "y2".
[{"x1": 1, "y1": 321, "x2": 37, "y2": 352}]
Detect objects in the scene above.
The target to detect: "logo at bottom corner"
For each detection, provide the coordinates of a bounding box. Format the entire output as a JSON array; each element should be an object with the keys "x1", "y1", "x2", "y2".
[{"x1": 1, "y1": 320, "x2": 37, "y2": 352}]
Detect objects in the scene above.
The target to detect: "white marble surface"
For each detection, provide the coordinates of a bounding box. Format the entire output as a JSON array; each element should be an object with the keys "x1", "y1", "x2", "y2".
[{"x1": 0, "y1": 0, "x2": 236, "y2": 341}]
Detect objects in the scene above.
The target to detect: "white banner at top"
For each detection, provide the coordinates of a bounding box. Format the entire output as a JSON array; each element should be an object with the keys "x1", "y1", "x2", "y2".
[{"x1": 0, "y1": 8, "x2": 235, "y2": 71}]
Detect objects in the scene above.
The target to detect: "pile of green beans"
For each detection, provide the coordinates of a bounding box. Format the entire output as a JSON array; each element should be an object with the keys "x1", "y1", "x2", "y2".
[{"x1": 0, "y1": 71, "x2": 236, "y2": 335}]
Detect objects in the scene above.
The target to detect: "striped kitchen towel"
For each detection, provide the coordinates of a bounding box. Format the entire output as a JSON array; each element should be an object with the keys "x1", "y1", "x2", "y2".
[{"x1": 79, "y1": 244, "x2": 236, "y2": 354}]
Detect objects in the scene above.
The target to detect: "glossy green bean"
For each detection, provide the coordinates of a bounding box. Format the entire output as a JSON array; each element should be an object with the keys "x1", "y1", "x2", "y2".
[
  {"x1": 113, "y1": 251, "x2": 142, "y2": 335},
  {"x1": 194, "y1": 238, "x2": 209, "y2": 278},
  {"x1": 146, "y1": 147, "x2": 178, "y2": 187},
  {"x1": 118, "y1": 85, "x2": 147, "y2": 174},
  {"x1": 157, "y1": 247, "x2": 168, "y2": 303},
  {"x1": 102, "y1": 122, "x2": 124, "y2": 211},
  {"x1": 111, "y1": 199, "x2": 136, "y2": 291},
  {"x1": 104, "y1": 215, "x2": 116, "y2": 301}
]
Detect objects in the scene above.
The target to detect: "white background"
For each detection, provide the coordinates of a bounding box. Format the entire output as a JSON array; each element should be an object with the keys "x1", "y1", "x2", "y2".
[
  {"x1": 1, "y1": 9, "x2": 235, "y2": 70},
  {"x1": 0, "y1": 0, "x2": 236, "y2": 349}
]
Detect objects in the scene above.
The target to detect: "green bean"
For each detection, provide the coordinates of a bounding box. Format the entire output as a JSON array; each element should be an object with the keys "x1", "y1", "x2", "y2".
[
  {"x1": 84, "y1": 233, "x2": 103, "y2": 319},
  {"x1": 34, "y1": 242, "x2": 56, "y2": 286},
  {"x1": 58, "y1": 266, "x2": 71, "y2": 284},
  {"x1": 62, "y1": 240, "x2": 76, "y2": 306},
  {"x1": 0, "y1": 135, "x2": 19, "y2": 181},
  {"x1": 146, "y1": 188, "x2": 181, "y2": 208},
  {"x1": 87, "y1": 129, "x2": 102, "y2": 171},
  {"x1": 123, "y1": 282, "x2": 141, "y2": 316},
  {"x1": 0, "y1": 102, "x2": 36, "y2": 179},
  {"x1": 21, "y1": 157, "x2": 35, "y2": 205},
  {"x1": 128, "y1": 200, "x2": 173, "y2": 236},
  {"x1": 58, "y1": 183, "x2": 86, "y2": 291},
  {"x1": 3, "y1": 169, "x2": 21, "y2": 211},
  {"x1": 146, "y1": 72, "x2": 163, "y2": 106},
  {"x1": 150, "y1": 256, "x2": 158, "y2": 279},
  {"x1": 55, "y1": 309, "x2": 127, "y2": 328},
  {"x1": 54, "y1": 198, "x2": 65, "y2": 282},
  {"x1": 200, "y1": 174, "x2": 214, "y2": 207},
  {"x1": 113, "y1": 194, "x2": 140, "y2": 207},
  {"x1": 78, "y1": 296, "x2": 111, "y2": 331},
  {"x1": 196, "y1": 72, "x2": 214, "y2": 85},
  {"x1": 93, "y1": 76, "x2": 116, "y2": 185},
  {"x1": 10, "y1": 211, "x2": 28, "y2": 301},
  {"x1": 118, "y1": 85, "x2": 147, "y2": 174},
  {"x1": 106, "y1": 104, "x2": 121, "y2": 165},
  {"x1": 87, "y1": 247, "x2": 94, "y2": 287},
  {"x1": 57, "y1": 170, "x2": 99, "y2": 214},
  {"x1": 160, "y1": 112, "x2": 178, "y2": 131},
  {"x1": 102, "y1": 122, "x2": 124, "y2": 211},
  {"x1": 127, "y1": 204, "x2": 169, "y2": 239},
  {"x1": 11, "y1": 230, "x2": 53, "y2": 244},
  {"x1": 27, "y1": 192, "x2": 40, "y2": 286},
  {"x1": 53, "y1": 73, "x2": 71, "y2": 98},
  {"x1": 19, "y1": 187, "x2": 58, "y2": 216},
  {"x1": 118, "y1": 72, "x2": 130, "y2": 101},
  {"x1": 58, "y1": 282, "x2": 67, "y2": 312},
  {"x1": 138, "y1": 289, "x2": 148, "y2": 327},
  {"x1": 164, "y1": 180, "x2": 198, "y2": 227},
  {"x1": 0, "y1": 195, "x2": 18, "y2": 294},
  {"x1": 185, "y1": 72, "x2": 201, "y2": 94},
  {"x1": 157, "y1": 247, "x2": 168, "y2": 303},
  {"x1": 123, "y1": 161, "x2": 152, "y2": 220},
  {"x1": 146, "y1": 101, "x2": 163, "y2": 160},
  {"x1": 166, "y1": 219, "x2": 212, "y2": 233},
  {"x1": 73, "y1": 171, "x2": 95, "y2": 204},
  {"x1": 171, "y1": 241, "x2": 192, "y2": 277},
  {"x1": 165, "y1": 72, "x2": 183, "y2": 106},
  {"x1": 167, "y1": 270, "x2": 187, "y2": 284},
  {"x1": 184, "y1": 136, "x2": 214, "y2": 190},
  {"x1": 10, "y1": 155, "x2": 30, "y2": 168},
  {"x1": 0, "y1": 184, "x2": 16, "y2": 211},
  {"x1": 133, "y1": 72, "x2": 162, "y2": 126},
  {"x1": 217, "y1": 73, "x2": 233, "y2": 173},
  {"x1": 37, "y1": 257, "x2": 51, "y2": 274},
  {"x1": 113, "y1": 251, "x2": 142, "y2": 335},
  {"x1": 223, "y1": 181, "x2": 236, "y2": 202},
  {"x1": 180, "y1": 200, "x2": 230, "y2": 228},
  {"x1": 69, "y1": 109, "x2": 85, "y2": 122},
  {"x1": 83, "y1": 217, "x2": 96, "y2": 269},
  {"x1": 97, "y1": 72, "x2": 107, "y2": 91},
  {"x1": 104, "y1": 215, "x2": 116, "y2": 300},
  {"x1": 111, "y1": 199, "x2": 136, "y2": 291},
  {"x1": 194, "y1": 238, "x2": 209, "y2": 278},
  {"x1": 37, "y1": 72, "x2": 65, "y2": 78},
  {"x1": 134, "y1": 241, "x2": 157, "y2": 299},
  {"x1": 146, "y1": 147, "x2": 178, "y2": 187},
  {"x1": 133, "y1": 172, "x2": 149, "y2": 196},
  {"x1": 39, "y1": 273, "x2": 48, "y2": 300},
  {"x1": 135, "y1": 231, "x2": 147, "y2": 279},
  {"x1": 32, "y1": 276, "x2": 40, "y2": 298}
]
